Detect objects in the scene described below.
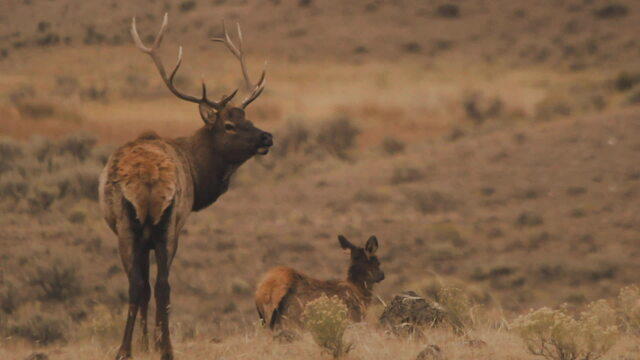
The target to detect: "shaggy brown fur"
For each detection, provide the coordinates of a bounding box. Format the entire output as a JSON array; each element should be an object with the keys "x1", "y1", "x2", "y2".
[{"x1": 255, "y1": 235, "x2": 384, "y2": 329}]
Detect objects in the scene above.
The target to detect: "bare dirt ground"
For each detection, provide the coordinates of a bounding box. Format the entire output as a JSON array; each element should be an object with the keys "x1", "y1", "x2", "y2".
[{"x1": 1, "y1": 0, "x2": 640, "y2": 359}]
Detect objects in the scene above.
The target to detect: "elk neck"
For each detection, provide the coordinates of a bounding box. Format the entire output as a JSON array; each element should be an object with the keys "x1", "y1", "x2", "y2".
[
  {"x1": 176, "y1": 127, "x2": 244, "y2": 211},
  {"x1": 346, "y1": 266, "x2": 374, "y2": 305}
]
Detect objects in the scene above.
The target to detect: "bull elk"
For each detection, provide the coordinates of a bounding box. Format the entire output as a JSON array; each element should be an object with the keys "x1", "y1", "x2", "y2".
[
  {"x1": 99, "y1": 14, "x2": 272, "y2": 360},
  {"x1": 255, "y1": 235, "x2": 384, "y2": 329}
]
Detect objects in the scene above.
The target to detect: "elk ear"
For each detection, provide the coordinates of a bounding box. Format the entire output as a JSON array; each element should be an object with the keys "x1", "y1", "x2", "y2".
[
  {"x1": 338, "y1": 235, "x2": 356, "y2": 251},
  {"x1": 365, "y1": 235, "x2": 378, "y2": 256},
  {"x1": 199, "y1": 103, "x2": 218, "y2": 125}
]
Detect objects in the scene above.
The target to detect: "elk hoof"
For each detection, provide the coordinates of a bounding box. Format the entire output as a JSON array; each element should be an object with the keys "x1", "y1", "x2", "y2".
[{"x1": 115, "y1": 350, "x2": 131, "y2": 360}]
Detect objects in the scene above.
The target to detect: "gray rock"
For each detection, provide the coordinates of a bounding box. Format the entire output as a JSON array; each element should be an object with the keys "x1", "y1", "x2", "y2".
[
  {"x1": 416, "y1": 345, "x2": 444, "y2": 360},
  {"x1": 379, "y1": 291, "x2": 447, "y2": 336}
]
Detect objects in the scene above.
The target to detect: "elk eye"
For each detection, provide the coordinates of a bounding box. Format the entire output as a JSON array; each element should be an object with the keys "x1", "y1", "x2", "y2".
[{"x1": 224, "y1": 123, "x2": 236, "y2": 131}]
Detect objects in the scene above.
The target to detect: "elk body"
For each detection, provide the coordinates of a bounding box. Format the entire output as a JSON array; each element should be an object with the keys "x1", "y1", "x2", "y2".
[
  {"x1": 255, "y1": 235, "x2": 384, "y2": 329},
  {"x1": 99, "y1": 14, "x2": 272, "y2": 360}
]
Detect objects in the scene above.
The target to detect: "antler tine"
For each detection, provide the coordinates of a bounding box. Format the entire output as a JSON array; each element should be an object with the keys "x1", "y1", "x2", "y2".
[
  {"x1": 131, "y1": 13, "x2": 234, "y2": 109},
  {"x1": 241, "y1": 63, "x2": 266, "y2": 109},
  {"x1": 211, "y1": 21, "x2": 267, "y2": 108}
]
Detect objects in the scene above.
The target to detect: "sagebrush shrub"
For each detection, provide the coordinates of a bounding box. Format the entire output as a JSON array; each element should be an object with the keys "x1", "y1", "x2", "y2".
[
  {"x1": 316, "y1": 116, "x2": 359, "y2": 160},
  {"x1": 28, "y1": 260, "x2": 83, "y2": 302},
  {"x1": 0, "y1": 282, "x2": 19, "y2": 314},
  {"x1": 437, "y1": 285, "x2": 473, "y2": 333},
  {"x1": 511, "y1": 301, "x2": 619, "y2": 360},
  {"x1": 303, "y1": 295, "x2": 352, "y2": 358},
  {"x1": 8, "y1": 313, "x2": 68, "y2": 345},
  {"x1": 617, "y1": 285, "x2": 640, "y2": 334}
]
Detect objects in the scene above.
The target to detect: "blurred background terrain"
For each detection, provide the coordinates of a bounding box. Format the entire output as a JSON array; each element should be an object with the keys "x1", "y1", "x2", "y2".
[{"x1": 1, "y1": 0, "x2": 640, "y2": 359}]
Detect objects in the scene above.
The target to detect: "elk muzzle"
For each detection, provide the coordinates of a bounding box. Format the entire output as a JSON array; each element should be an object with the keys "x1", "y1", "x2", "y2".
[{"x1": 256, "y1": 132, "x2": 273, "y2": 155}]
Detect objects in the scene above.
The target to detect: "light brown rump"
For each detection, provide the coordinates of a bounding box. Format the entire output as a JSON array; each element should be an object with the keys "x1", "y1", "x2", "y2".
[{"x1": 113, "y1": 138, "x2": 178, "y2": 225}]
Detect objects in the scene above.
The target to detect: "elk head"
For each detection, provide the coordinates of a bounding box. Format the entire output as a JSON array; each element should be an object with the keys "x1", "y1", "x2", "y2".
[
  {"x1": 338, "y1": 235, "x2": 385, "y2": 289},
  {"x1": 131, "y1": 14, "x2": 273, "y2": 163}
]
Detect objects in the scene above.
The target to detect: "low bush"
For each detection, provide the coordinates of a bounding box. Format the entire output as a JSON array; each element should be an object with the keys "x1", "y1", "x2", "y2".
[
  {"x1": 617, "y1": 285, "x2": 640, "y2": 334},
  {"x1": 303, "y1": 295, "x2": 352, "y2": 358},
  {"x1": 380, "y1": 137, "x2": 405, "y2": 156},
  {"x1": 511, "y1": 300, "x2": 619, "y2": 360},
  {"x1": 28, "y1": 260, "x2": 83, "y2": 302},
  {"x1": 316, "y1": 116, "x2": 359, "y2": 160},
  {"x1": 8, "y1": 312, "x2": 68, "y2": 346}
]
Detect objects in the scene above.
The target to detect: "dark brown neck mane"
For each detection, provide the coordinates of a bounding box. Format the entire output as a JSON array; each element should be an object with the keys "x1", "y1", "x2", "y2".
[
  {"x1": 347, "y1": 266, "x2": 374, "y2": 304},
  {"x1": 175, "y1": 127, "x2": 247, "y2": 211}
]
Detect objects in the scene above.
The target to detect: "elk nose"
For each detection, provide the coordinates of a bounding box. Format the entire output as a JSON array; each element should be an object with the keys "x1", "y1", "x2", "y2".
[{"x1": 260, "y1": 132, "x2": 273, "y2": 147}]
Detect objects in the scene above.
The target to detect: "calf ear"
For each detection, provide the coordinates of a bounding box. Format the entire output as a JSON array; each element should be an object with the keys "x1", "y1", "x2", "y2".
[
  {"x1": 365, "y1": 235, "x2": 379, "y2": 256},
  {"x1": 199, "y1": 103, "x2": 218, "y2": 125},
  {"x1": 338, "y1": 235, "x2": 356, "y2": 251}
]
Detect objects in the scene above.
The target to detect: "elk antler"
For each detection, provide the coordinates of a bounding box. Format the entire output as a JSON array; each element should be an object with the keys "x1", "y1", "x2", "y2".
[
  {"x1": 211, "y1": 22, "x2": 266, "y2": 109},
  {"x1": 131, "y1": 13, "x2": 238, "y2": 110}
]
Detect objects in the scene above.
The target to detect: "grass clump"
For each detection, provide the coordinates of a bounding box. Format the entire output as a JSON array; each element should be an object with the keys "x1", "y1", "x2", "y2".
[
  {"x1": 303, "y1": 295, "x2": 353, "y2": 358},
  {"x1": 512, "y1": 300, "x2": 619, "y2": 360}
]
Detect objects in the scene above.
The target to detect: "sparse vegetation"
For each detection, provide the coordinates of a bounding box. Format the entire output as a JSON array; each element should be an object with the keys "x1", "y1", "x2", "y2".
[{"x1": 2, "y1": 1, "x2": 640, "y2": 359}]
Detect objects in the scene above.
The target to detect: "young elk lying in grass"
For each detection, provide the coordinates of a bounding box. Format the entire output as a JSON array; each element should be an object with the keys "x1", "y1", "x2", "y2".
[{"x1": 255, "y1": 235, "x2": 384, "y2": 329}]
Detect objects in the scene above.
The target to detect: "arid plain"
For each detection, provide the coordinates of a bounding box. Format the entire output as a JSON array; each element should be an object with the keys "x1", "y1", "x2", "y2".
[{"x1": 1, "y1": 1, "x2": 640, "y2": 359}]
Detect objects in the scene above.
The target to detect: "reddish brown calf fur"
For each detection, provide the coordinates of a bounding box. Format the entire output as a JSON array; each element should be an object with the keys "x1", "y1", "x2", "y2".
[{"x1": 255, "y1": 235, "x2": 384, "y2": 329}]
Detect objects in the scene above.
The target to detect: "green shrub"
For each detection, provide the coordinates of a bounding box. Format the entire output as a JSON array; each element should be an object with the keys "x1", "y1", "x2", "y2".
[
  {"x1": 303, "y1": 295, "x2": 353, "y2": 358},
  {"x1": 512, "y1": 301, "x2": 619, "y2": 360}
]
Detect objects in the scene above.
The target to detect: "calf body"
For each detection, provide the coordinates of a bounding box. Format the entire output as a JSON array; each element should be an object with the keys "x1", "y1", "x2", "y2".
[{"x1": 255, "y1": 235, "x2": 384, "y2": 329}]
